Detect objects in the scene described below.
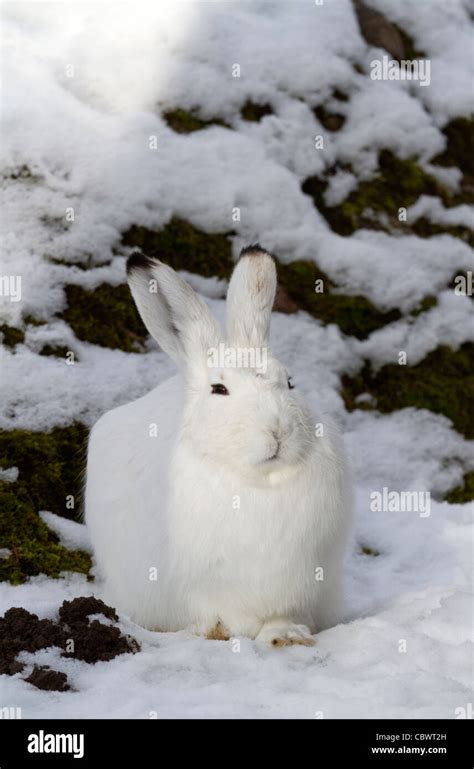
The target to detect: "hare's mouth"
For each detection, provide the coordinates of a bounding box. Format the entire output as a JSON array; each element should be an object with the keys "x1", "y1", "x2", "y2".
[{"x1": 265, "y1": 443, "x2": 281, "y2": 462}]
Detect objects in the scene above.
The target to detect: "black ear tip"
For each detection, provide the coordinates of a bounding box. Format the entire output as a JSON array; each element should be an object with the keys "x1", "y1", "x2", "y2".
[
  {"x1": 240, "y1": 243, "x2": 269, "y2": 258},
  {"x1": 126, "y1": 251, "x2": 157, "y2": 275}
]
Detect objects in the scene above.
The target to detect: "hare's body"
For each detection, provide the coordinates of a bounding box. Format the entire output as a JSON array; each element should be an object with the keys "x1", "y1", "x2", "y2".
[
  {"x1": 86, "y1": 246, "x2": 352, "y2": 644},
  {"x1": 86, "y1": 376, "x2": 182, "y2": 629}
]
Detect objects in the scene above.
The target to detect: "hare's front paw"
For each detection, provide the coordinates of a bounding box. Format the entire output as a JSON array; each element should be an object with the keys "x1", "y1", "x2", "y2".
[
  {"x1": 189, "y1": 620, "x2": 230, "y2": 641},
  {"x1": 256, "y1": 620, "x2": 315, "y2": 647}
]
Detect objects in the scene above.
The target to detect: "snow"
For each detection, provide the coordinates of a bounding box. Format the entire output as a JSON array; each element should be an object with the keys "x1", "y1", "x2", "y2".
[
  {"x1": 368, "y1": 0, "x2": 474, "y2": 121},
  {"x1": 408, "y1": 196, "x2": 474, "y2": 229},
  {"x1": 1, "y1": 0, "x2": 472, "y2": 719},
  {"x1": 0, "y1": 572, "x2": 471, "y2": 719},
  {"x1": 352, "y1": 291, "x2": 474, "y2": 367},
  {"x1": 39, "y1": 512, "x2": 92, "y2": 553}
]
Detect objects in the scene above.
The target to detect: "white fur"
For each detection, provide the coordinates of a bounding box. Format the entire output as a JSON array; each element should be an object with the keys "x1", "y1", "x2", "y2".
[{"x1": 85, "y1": 248, "x2": 352, "y2": 643}]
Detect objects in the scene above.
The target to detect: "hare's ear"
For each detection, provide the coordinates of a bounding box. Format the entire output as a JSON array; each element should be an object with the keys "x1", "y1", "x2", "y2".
[
  {"x1": 127, "y1": 253, "x2": 220, "y2": 368},
  {"x1": 226, "y1": 245, "x2": 277, "y2": 347}
]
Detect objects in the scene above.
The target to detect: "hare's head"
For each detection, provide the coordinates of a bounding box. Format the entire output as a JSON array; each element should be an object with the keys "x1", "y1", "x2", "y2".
[{"x1": 127, "y1": 245, "x2": 314, "y2": 482}]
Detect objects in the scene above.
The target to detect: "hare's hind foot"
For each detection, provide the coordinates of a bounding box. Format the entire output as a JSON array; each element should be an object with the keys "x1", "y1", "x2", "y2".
[
  {"x1": 256, "y1": 619, "x2": 316, "y2": 647},
  {"x1": 189, "y1": 620, "x2": 230, "y2": 641},
  {"x1": 206, "y1": 621, "x2": 230, "y2": 641}
]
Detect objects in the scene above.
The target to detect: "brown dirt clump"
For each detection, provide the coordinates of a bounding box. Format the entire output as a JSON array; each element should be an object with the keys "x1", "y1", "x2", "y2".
[
  {"x1": 0, "y1": 607, "x2": 66, "y2": 662},
  {"x1": 0, "y1": 597, "x2": 140, "y2": 691},
  {"x1": 64, "y1": 619, "x2": 139, "y2": 663},
  {"x1": 25, "y1": 666, "x2": 70, "y2": 692},
  {"x1": 59, "y1": 596, "x2": 118, "y2": 626}
]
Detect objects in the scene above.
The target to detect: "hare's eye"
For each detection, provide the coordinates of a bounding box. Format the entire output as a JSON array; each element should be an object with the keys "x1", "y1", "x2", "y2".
[
  {"x1": 287, "y1": 377, "x2": 295, "y2": 390},
  {"x1": 211, "y1": 383, "x2": 229, "y2": 395}
]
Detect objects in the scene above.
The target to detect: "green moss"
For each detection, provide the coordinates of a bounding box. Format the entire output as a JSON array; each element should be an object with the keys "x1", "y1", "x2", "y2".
[
  {"x1": 314, "y1": 105, "x2": 345, "y2": 132},
  {"x1": 360, "y1": 545, "x2": 380, "y2": 557},
  {"x1": 433, "y1": 117, "x2": 474, "y2": 177},
  {"x1": 60, "y1": 283, "x2": 146, "y2": 352},
  {"x1": 0, "y1": 324, "x2": 25, "y2": 348},
  {"x1": 39, "y1": 345, "x2": 75, "y2": 359},
  {"x1": 444, "y1": 471, "x2": 474, "y2": 504},
  {"x1": 341, "y1": 343, "x2": 474, "y2": 439},
  {"x1": 302, "y1": 150, "x2": 451, "y2": 236},
  {"x1": 122, "y1": 220, "x2": 403, "y2": 339},
  {"x1": 122, "y1": 217, "x2": 234, "y2": 279},
  {"x1": 0, "y1": 424, "x2": 88, "y2": 523},
  {"x1": 24, "y1": 315, "x2": 47, "y2": 327},
  {"x1": 11, "y1": 164, "x2": 33, "y2": 179},
  {"x1": 432, "y1": 117, "x2": 474, "y2": 205},
  {"x1": 411, "y1": 218, "x2": 473, "y2": 247},
  {"x1": 163, "y1": 108, "x2": 229, "y2": 134},
  {"x1": 0, "y1": 482, "x2": 91, "y2": 585},
  {"x1": 40, "y1": 215, "x2": 70, "y2": 232},
  {"x1": 4, "y1": 165, "x2": 41, "y2": 182},
  {"x1": 0, "y1": 424, "x2": 91, "y2": 584},
  {"x1": 240, "y1": 100, "x2": 273, "y2": 122},
  {"x1": 48, "y1": 255, "x2": 104, "y2": 270},
  {"x1": 277, "y1": 260, "x2": 401, "y2": 339},
  {"x1": 409, "y1": 295, "x2": 437, "y2": 317},
  {"x1": 57, "y1": 220, "x2": 233, "y2": 350},
  {"x1": 336, "y1": 149, "x2": 442, "y2": 225}
]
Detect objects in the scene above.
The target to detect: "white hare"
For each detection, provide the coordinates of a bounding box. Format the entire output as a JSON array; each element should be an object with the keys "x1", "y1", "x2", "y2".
[{"x1": 85, "y1": 246, "x2": 352, "y2": 646}]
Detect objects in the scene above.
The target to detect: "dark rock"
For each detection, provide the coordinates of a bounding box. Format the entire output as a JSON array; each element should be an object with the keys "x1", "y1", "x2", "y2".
[
  {"x1": 273, "y1": 284, "x2": 299, "y2": 314},
  {"x1": 240, "y1": 100, "x2": 273, "y2": 122},
  {"x1": 353, "y1": 0, "x2": 405, "y2": 61}
]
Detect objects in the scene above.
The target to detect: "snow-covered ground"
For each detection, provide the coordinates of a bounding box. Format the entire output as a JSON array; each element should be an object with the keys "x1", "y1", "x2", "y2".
[{"x1": 1, "y1": 0, "x2": 473, "y2": 718}]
